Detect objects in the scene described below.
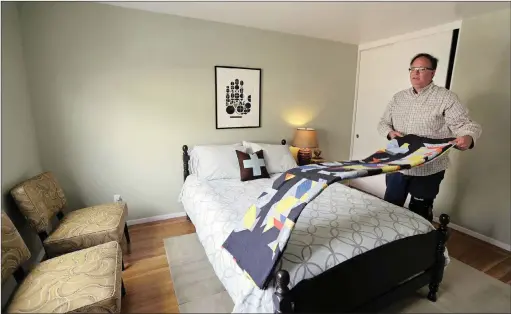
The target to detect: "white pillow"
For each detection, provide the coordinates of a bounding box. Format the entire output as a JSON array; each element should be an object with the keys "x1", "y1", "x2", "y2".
[
  {"x1": 242, "y1": 141, "x2": 297, "y2": 174},
  {"x1": 189, "y1": 144, "x2": 246, "y2": 180}
]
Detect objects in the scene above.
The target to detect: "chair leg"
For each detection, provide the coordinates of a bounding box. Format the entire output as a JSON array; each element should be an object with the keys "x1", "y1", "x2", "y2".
[
  {"x1": 13, "y1": 267, "x2": 26, "y2": 284},
  {"x1": 124, "y1": 223, "x2": 131, "y2": 244},
  {"x1": 122, "y1": 258, "x2": 125, "y2": 271},
  {"x1": 121, "y1": 279, "x2": 126, "y2": 297}
]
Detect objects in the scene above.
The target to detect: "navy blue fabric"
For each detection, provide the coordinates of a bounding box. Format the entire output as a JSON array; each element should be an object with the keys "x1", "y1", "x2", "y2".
[
  {"x1": 384, "y1": 171, "x2": 445, "y2": 221},
  {"x1": 384, "y1": 171, "x2": 445, "y2": 206}
]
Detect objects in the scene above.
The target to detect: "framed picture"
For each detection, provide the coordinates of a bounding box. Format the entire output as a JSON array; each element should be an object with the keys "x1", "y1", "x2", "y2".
[{"x1": 215, "y1": 66, "x2": 262, "y2": 129}]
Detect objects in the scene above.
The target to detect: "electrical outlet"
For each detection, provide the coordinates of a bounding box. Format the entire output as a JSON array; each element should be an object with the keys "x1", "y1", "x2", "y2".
[{"x1": 114, "y1": 194, "x2": 122, "y2": 202}]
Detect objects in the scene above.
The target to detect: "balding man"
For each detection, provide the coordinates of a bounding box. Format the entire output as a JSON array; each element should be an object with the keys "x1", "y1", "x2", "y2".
[{"x1": 378, "y1": 53, "x2": 482, "y2": 222}]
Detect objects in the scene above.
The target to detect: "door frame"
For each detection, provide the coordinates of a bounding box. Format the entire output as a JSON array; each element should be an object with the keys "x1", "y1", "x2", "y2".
[{"x1": 348, "y1": 20, "x2": 463, "y2": 162}]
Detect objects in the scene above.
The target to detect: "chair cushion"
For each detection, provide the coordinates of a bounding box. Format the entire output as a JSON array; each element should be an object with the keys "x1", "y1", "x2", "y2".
[
  {"x1": 1, "y1": 211, "x2": 31, "y2": 284},
  {"x1": 10, "y1": 172, "x2": 67, "y2": 233},
  {"x1": 7, "y1": 241, "x2": 122, "y2": 313},
  {"x1": 43, "y1": 202, "x2": 127, "y2": 256}
]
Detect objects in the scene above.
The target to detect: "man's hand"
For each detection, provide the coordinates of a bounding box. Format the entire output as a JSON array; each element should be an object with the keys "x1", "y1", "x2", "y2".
[
  {"x1": 388, "y1": 131, "x2": 403, "y2": 139},
  {"x1": 453, "y1": 135, "x2": 473, "y2": 151}
]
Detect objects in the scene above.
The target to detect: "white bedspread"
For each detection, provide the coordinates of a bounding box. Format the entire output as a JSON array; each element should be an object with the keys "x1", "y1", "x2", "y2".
[{"x1": 178, "y1": 174, "x2": 443, "y2": 313}]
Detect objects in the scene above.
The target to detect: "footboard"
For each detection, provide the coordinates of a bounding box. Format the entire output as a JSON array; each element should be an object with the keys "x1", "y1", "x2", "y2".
[{"x1": 274, "y1": 214, "x2": 450, "y2": 313}]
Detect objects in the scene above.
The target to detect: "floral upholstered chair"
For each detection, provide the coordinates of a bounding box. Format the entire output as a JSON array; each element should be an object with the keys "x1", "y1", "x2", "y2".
[
  {"x1": 1, "y1": 211, "x2": 31, "y2": 285},
  {"x1": 2, "y1": 210, "x2": 125, "y2": 313},
  {"x1": 10, "y1": 172, "x2": 130, "y2": 257}
]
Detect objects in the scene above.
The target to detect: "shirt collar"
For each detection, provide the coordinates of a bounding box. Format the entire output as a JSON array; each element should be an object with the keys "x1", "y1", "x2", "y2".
[{"x1": 411, "y1": 81, "x2": 435, "y2": 95}]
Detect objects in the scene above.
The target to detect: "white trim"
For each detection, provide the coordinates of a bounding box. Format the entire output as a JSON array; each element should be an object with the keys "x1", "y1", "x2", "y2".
[
  {"x1": 127, "y1": 212, "x2": 187, "y2": 226},
  {"x1": 348, "y1": 49, "x2": 361, "y2": 161},
  {"x1": 433, "y1": 216, "x2": 511, "y2": 252},
  {"x1": 358, "y1": 20, "x2": 462, "y2": 51},
  {"x1": 448, "y1": 21, "x2": 463, "y2": 88}
]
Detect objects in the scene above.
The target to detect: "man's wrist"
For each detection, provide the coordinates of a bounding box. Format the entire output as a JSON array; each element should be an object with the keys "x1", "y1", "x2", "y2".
[{"x1": 468, "y1": 135, "x2": 475, "y2": 149}]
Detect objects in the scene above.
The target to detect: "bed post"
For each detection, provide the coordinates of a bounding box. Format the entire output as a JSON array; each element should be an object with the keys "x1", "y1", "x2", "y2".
[
  {"x1": 183, "y1": 145, "x2": 191, "y2": 221},
  {"x1": 428, "y1": 213, "x2": 450, "y2": 302},
  {"x1": 183, "y1": 145, "x2": 190, "y2": 180},
  {"x1": 274, "y1": 270, "x2": 294, "y2": 313}
]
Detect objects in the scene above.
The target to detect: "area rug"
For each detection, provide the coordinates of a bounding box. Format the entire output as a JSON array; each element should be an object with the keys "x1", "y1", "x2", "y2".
[{"x1": 164, "y1": 233, "x2": 510, "y2": 313}]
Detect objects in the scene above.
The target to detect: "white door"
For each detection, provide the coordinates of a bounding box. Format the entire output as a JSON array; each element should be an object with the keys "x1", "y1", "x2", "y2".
[{"x1": 350, "y1": 29, "x2": 456, "y2": 200}]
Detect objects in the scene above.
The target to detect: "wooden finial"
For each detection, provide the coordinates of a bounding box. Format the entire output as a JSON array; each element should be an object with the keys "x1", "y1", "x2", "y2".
[
  {"x1": 274, "y1": 270, "x2": 293, "y2": 313},
  {"x1": 439, "y1": 214, "x2": 450, "y2": 228},
  {"x1": 182, "y1": 145, "x2": 190, "y2": 181}
]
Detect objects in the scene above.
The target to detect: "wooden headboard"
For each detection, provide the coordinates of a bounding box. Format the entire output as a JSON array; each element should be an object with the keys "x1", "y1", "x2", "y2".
[{"x1": 182, "y1": 139, "x2": 287, "y2": 182}]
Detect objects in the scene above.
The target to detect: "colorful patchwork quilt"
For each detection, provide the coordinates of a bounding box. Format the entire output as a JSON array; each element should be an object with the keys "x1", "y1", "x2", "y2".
[{"x1": 221, "y1": 134, "x2": 456, "y2": 289}]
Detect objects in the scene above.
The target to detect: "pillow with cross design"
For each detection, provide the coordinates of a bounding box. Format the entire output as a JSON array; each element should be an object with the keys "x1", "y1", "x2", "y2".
[{"x1": 236, "y1": 150, "x2": 270, "y2": 181}]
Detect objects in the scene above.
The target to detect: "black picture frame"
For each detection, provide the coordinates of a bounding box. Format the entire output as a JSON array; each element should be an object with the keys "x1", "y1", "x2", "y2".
[{"x1": 215, "y1": 66, "x2": 262, "y2": 129}]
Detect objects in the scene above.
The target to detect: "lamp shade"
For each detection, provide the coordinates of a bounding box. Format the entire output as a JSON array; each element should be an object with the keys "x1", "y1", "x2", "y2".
[{"x1": 292, "y1": 128, "x2": 318, "y2": 148}]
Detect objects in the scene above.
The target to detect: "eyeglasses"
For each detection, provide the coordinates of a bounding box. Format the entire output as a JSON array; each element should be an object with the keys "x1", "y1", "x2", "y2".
[{"x1": 409, "y1": 67, "x2": 433, "y2": 73}]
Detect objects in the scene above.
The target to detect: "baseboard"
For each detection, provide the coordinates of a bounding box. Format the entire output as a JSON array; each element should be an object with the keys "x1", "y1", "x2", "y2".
[
  {"x1": 126, "y1": 212, "x2": 187, "y2": 226},
  {"x1": 434, "y1": 216, "x2": 511, "y2": 252}
]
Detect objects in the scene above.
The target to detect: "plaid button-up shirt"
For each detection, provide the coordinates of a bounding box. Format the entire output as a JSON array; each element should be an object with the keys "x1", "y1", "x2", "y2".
[{"x1": 378, "y1": 82, "x2": 482, "y2": 176}]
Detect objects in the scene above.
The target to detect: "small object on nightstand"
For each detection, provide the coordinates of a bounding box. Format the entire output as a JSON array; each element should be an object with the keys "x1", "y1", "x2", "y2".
[{"x1": 310, "y1": 158, "x2": 326, "y2": 164}]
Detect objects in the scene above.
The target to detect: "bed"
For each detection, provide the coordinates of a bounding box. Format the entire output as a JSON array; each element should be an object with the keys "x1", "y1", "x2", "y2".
[{"x1": 178, "y1": 140, "x2": 451, "y2": 313}]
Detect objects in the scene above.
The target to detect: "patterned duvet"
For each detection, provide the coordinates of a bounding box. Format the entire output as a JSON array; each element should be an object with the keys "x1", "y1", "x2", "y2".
[{"x1": 179, "y1": 173, "x2": 443, "y2": 313}]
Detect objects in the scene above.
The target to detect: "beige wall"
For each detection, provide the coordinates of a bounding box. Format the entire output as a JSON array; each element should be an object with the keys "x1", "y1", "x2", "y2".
[
  {"x1": 1, "y1": 2, "x2": 44, "y2": 306},
  {"x1": 435, "y1": 8, "x2": 510, "y2": 245},
  {"x1": 18, "y1": 2, "x2": 358, "y2": 220}
]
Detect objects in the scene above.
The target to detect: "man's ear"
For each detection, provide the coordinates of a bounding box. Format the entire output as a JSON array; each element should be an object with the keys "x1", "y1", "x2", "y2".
[{"x1": 432, "y1": 70, "x2": 436, "y2": 78}]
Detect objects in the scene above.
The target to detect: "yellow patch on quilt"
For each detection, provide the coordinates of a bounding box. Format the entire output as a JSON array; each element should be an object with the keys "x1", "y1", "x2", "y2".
[
  {"x1": 263, "y1": 216, "x2": 275, "y2": 232},
  {"x1": 381, "y1": 165, "x2": 400, "y2": 173},
  {"x1": 406, "y1": 155, "x2": 426, "y2": 166},
  {"x1": 243, "y1": 205, "x2": 257, "y2": 230},
  {"x1": 284, "y1": 218, "x2": 294, "y2": 229},
  {"x1": 276, "y1": 196, "x2": 298, "y2": 214}
]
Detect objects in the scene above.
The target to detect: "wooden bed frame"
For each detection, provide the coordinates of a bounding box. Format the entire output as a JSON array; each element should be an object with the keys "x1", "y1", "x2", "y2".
[{"x1": 181, "y1": 140, "x2": 450, "y2": 313}]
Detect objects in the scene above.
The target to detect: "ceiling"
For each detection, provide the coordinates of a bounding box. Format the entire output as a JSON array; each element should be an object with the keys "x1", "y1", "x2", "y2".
[{"x1": 103, "y1": 1, "x2": 510, "y2": 45}]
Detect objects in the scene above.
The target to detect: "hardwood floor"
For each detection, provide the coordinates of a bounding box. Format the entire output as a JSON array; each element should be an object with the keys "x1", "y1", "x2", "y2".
[
  {"x1": 121, "y1": 217, "x2": 195, "y2": 313},
  {"x1": 121, "y1": 217, "x2": 510, "y2": 313}
]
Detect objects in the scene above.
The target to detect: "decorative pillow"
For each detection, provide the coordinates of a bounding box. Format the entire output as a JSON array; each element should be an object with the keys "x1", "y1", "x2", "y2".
[
  {"x1": 236, "y1": 150, "x2": 270, "y2": 181},
  {"x1": 242, "y1": 141, "x2": 297, "y2": 174},
  {"x1": 189, "y1": 144, "x2": 247, "y2": 180},
  {"x1": 289, "y1": 146, "x2": 300, "y2": 163}
]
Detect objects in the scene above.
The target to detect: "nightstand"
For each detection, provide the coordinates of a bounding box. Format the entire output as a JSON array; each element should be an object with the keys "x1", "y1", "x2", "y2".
[{"x1": 310, "y1": 158, "x2": 326, "y2": 164}]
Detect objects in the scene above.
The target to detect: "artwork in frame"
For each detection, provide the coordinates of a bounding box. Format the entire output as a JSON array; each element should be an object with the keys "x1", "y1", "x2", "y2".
[{"x1": 215, "y1": 66, "x2": 262, "y2": 129}]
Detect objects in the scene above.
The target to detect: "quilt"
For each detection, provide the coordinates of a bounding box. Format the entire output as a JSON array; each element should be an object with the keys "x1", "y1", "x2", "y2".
[{"x1": 222, "y1": 134, "x2": 456, "y2": 289}]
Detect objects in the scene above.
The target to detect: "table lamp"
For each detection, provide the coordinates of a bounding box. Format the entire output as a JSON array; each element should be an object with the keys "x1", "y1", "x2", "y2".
[{"x1": 292, "y1": 128, "x2": 318, "y2": 165}]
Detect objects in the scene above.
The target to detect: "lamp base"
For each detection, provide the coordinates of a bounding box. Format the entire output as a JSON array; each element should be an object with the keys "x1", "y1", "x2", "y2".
[{"x1": 297, "y1": 148, "x2": 312, "y2": 166}]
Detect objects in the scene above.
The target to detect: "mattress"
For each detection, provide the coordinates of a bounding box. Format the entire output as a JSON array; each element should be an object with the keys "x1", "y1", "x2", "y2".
[{"x1": 178, "y1": 173, "x2": 444, "y2": 313}]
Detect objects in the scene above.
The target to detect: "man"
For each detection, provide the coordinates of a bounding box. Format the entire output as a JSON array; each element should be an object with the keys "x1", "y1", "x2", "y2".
[{"x1": 377, "y1": 53, "x2": 482, "y2": 222}]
